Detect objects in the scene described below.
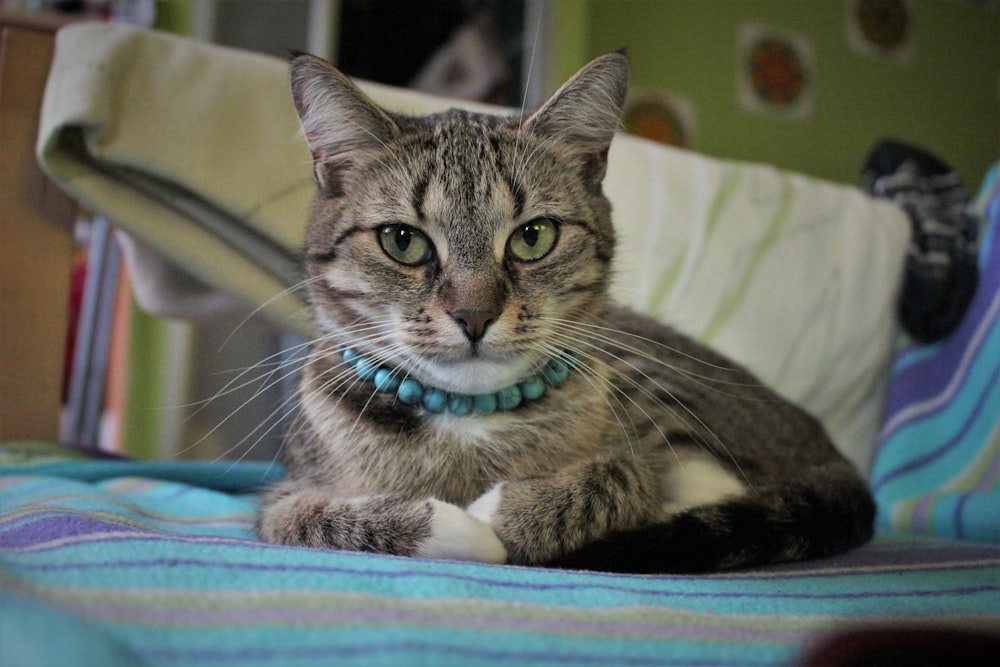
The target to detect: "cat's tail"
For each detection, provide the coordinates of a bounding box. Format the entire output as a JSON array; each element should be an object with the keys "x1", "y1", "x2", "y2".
[{"x1": 547, "y1": 462, "x2": 876, "y2": 574}]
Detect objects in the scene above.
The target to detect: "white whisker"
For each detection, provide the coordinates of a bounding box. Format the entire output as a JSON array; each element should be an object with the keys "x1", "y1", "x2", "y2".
[
  {"x1": 545, "y1": 321, "x2": 752, "y2": 488},
  {"x1": 218, "y1": 274, "x2": 324, "y2": 352},
  {"x1": 532, "y1": 339, "x2": 644, "y2": 463}
]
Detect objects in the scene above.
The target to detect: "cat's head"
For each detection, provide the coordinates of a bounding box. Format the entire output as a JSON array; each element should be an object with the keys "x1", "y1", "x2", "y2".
[{"x1": 292, "y1": 52, "x2": 628, "y2": 395}]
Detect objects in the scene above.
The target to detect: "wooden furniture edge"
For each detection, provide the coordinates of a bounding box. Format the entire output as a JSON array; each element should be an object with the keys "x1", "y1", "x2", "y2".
[{"x1": 0, "y1": 16, "x2": 78, "y2": 440}]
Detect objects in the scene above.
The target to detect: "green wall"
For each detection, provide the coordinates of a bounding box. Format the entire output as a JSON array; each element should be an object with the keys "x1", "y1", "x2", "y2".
[{"x1": 552, "y1": 0, "x2": 1000, "y2": 188}]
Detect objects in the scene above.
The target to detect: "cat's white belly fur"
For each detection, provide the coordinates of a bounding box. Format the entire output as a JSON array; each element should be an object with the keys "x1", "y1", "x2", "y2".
[
  {"x1": 425, "y1": 412, "x2": 524, "y2": 447},
  {"x1": 660, "y1": 456, "x2": 746, "y2": 515}
]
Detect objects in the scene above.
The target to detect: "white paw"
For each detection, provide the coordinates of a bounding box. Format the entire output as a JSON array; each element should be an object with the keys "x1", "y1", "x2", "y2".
[
  {"x1": 466, "y1": 483, "x2": 504, "y2": 525},
  {"x1": 416, "y1": 499, "x2": 507, "y2": 564}
]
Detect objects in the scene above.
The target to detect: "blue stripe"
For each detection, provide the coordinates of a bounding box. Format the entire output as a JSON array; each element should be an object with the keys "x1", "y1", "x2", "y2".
[
  {"x1": 138, "y1": 634, "x2": 792, "y2": 667},
  {"x1": 4, "y1": 453, "x2": 1000, "y2": 667},
  {"x1": 871, "y1": 330, "x2": 1000, "y2": 495},
  {"x1": 5, "y1": 546, "x2": 999, "y2": 618}
]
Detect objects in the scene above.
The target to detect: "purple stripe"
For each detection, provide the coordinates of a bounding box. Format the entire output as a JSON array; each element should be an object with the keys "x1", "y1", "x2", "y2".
[
  {"x1": 955, "y1": 493, "x2": 970, "y2": 541},
  {"x1": 0, "y1": 512, "x2": 251, "y2": 549},
  {"x1": 872, "y1": 359, "x2": 1000, "y2": 493},
  {"x1": 51, "y1": 600, "x2": 806, "y2": 643},
  {"x1": 883, "y1": 218, "x2": 1000, "y2": 418},
  {"x1": 882, "y1": 288, "x2": 1000, "y2": 434},
  {"x1": 0, "y1": 524, "x2": 259, "y2": 552},
  {"x1": 11, "y1": 532, "x2": 998, "y2": 580},
  {"x1": 913, "y1": 495, "x2": 933, "y2": 534},
  {"x1": 4, "y1": 507, "x2": 984, "y2": 568},
  {"x1": 9, "y1": 530, "x2": 1000, "y2": 581},
  {"x1": 141, "y1": 639, "x2": 784, "y2": 666},
  {"x1": 11, "y1": 558, "x2": 999, "y2": 601},
  {"x1": 0, "y1": 514, "x2": 142, "y2": 548},
  {"x1": 5, "y1": 510, "x2": 999, "y2": 585},
  {"x1": 885, "y1": 292, "x2": 996, "y2": 414}
]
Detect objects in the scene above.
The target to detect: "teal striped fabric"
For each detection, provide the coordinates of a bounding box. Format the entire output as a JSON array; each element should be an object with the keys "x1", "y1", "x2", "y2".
[
  {"x1": 871, "y1": 163, "x2": 1000, "y2": 543},
  {"x1": 2, "y1": 444, "x2": 998, "y2": 667}
]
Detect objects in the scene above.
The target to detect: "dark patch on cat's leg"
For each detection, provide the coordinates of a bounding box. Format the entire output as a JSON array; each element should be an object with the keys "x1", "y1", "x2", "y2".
[{"x1": 548, "y1": 462, "x2": 875, "y2": 574}]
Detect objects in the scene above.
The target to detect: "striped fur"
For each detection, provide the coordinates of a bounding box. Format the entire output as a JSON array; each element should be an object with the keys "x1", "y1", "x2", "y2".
[{"x1": 257, "y1": 52, "x2": 875, "y2": 572}]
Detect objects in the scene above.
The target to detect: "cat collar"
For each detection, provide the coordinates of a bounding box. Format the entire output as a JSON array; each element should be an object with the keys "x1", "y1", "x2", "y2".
[{"x1": 338, "y1": 347, "x2": 577, "y2": 416}]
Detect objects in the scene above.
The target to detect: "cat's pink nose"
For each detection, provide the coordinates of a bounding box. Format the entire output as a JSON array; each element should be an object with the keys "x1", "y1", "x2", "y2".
[{"x1": 450, "y1": 310, "x2": 498, "y2": 343}]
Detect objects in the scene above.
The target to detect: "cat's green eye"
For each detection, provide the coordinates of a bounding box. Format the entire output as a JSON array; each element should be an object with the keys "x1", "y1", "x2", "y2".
[
  {"x1": 508, "y1": 218, "x2": 559, "y2": 262},
  {"x1": 378, "y1": 224, "x2": 433, "y2": 266}
]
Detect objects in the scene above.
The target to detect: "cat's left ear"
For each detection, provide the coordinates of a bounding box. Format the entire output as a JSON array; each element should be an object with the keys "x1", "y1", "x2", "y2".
[{"x1": 523, "y1": 52, "x2": 629, "y2": 185}]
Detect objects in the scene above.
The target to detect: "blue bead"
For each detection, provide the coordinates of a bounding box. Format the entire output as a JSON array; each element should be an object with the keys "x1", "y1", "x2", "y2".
[
  {"x1": 343, "y1": 349, "x2": 574, "y2": 416},
  {"x1": 373, "y1": 368, "x2": 401, "y2": 393},
  {"x1": 448, "y1": 394, "x2": 473, "y2": 416},
  {"x1": 542, "y1": 359, "x2": 569, "y2": 387},
  {"x1": 519, "y1": 375, "x2": 545, "y2": 400},
  {"x1": 397, "y1": 379, "x2": 424, "y2": 405},
  {"x1": 354, "y1": 358, "x2": 378, "y2": 381},
  {"x1": 496, "y1": 385, "x2": 522, "y2": 411},
  {"x1": 421, "y1": 388, "x2": 447, "y2": 413},
  {"x1": 473, "y1": 393, "x2": 498, "y2": 415}
]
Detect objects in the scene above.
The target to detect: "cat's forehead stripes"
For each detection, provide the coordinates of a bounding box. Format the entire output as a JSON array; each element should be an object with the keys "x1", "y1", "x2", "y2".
[
  {"x1": 411, "y1": 174, "x2": 430, "y2": 222},
  {"x1": 399, "y1": 112, "x2": 526, "y2": 238}
]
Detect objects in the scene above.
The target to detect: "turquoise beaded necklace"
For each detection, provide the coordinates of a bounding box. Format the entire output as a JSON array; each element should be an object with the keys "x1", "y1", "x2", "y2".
[{"x1": 338, "y1": 347, "x2": 577, "y2": 416}]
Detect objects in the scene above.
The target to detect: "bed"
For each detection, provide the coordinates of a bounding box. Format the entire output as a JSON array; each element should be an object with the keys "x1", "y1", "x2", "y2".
[{"x1": 1, "y1": 19, "x2": 998, "y2": 667}]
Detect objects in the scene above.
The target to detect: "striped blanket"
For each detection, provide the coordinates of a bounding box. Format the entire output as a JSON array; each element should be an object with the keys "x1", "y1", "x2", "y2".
[
  {"x1": 871, "y1": 163, "x2": 1000, "y2": 543},
  {"x1": 1, "y1": 443, "x2": 998, "y2": 667}
]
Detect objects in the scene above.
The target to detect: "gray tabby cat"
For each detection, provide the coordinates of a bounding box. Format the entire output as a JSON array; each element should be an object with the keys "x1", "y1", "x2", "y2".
[{"x1": 257, "y1": 51, "x2": 875, "y2": 573}]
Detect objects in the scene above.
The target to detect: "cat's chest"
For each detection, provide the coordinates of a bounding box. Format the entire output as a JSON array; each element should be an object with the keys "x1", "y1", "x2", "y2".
[
  {"x1": 332, "y1": 411, "x2": 555, "y2": 487},
  {"x1": 299, "y1": 372, "x2": 612, "y2": 504},
  {"x1": 312, "y1": 412, "x2": 547, "y2": 503},
  {"x1": 424, "y1": 413, "x2": 523, "y2": 448}
]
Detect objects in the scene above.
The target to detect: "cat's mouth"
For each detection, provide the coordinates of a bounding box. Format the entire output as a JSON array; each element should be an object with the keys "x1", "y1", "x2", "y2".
[{"x1": 411, "y1": 353, "x2": 541, "y2": 395}]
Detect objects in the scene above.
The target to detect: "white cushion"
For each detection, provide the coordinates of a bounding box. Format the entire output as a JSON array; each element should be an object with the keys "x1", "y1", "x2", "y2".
[{"x1": 606, "y1": 139, "x2": 910, "y2": 472}]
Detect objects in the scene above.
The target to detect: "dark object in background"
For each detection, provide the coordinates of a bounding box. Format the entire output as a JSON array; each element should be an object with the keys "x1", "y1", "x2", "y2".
[
  {"x1": 338, "y1": 0, "x2": 466, "y2": 87},
  {"x1": 338, "y1": 0, "x2": 521, "y2": 106},
  {"x1": 864, "y1": 140, "x2": 980, "y2": 343},
  {"x1": 797, "y1": 625, "x2": 999, "y2": 666}
]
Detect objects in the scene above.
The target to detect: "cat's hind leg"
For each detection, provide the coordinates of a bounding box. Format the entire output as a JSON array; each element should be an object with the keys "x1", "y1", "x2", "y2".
[{"x1": 257, "y1": 481, "x2": 507, "y2": 563}]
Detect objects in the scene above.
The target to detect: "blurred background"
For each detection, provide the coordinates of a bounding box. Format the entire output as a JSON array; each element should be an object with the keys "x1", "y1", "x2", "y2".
[{"x1": 8, "y1": 0, "x2": 998, "y2": 462}]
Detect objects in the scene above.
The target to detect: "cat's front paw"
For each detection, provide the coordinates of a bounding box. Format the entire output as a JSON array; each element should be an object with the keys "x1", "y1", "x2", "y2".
[{"x1": 416, "y1": 499, "x2": 507, "y2": 564}]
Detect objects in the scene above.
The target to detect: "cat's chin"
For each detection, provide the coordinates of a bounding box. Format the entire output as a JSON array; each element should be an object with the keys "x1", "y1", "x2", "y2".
[{"x1": 416, "y1": 356, "x2": 539, "y2": 395}]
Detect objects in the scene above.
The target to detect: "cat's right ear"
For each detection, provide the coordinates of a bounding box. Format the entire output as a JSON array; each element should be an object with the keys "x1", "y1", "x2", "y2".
[
  {"x1": 522, "y1": 52, "x2": 629, "y2": 186},
  {"x1": 290, "y1": 54, "x2": 399, "y2": 196}
]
